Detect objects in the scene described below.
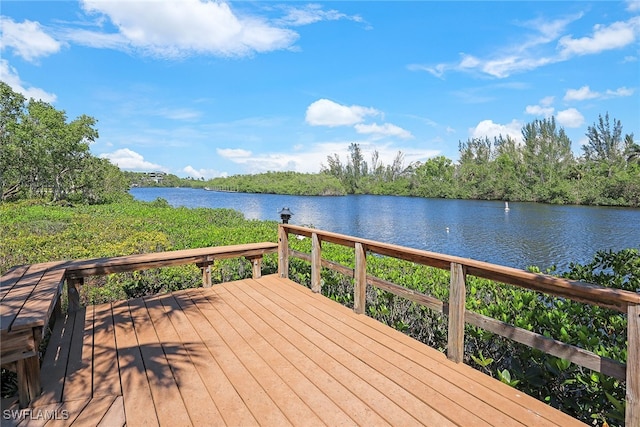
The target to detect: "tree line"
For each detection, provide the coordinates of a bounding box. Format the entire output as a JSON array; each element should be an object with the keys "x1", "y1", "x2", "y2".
[
  {"x1": 0, "y1": 82, "x2": 128, "y2": 204},
  {"x1": 2, "y1": 79, "x2": 638, "y2": 207},
  {"x1": 320, "y1": 115, "x2": 639, "y2": 206}
]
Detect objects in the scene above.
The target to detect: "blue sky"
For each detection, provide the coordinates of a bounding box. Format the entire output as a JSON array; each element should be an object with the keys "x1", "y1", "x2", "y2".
[{"x1": 1, "y1": 1, "x2": 639, "y2": 179}]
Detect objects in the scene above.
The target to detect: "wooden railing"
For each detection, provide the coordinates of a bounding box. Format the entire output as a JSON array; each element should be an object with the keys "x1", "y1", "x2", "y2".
[{"x1": 277, "y1": 224, "x2": 640, "y2": 426}]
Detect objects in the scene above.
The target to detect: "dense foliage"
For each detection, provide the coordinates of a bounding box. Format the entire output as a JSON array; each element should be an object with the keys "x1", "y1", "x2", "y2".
[
  {"x1": 0, "y1": 83, "x2": 129, "y2": 204},
  {"x1": 206, "y1": 171, "x2": 346, "y2": 195},
  {"x1": 320, "y1": 115, "x2": 639, "y2": 206},
  {"x1": 203, "y1": 115, "x2": 639, "y2": 207}
]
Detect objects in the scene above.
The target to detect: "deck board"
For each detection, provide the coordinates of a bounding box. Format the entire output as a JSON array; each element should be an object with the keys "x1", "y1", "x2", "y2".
[{"x1": 8, "y1": 275, "x2": 587, "y2": 426}]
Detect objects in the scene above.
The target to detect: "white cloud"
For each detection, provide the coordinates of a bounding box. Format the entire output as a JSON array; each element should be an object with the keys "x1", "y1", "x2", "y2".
[
  {"x1": 78, "y1": 0, "x2": 298, "y2": 58},
  {"x1": 525, "y1": 105, "x2": 555, "y2": 117},
  {"x1": 605, "y1": 87, "x2": 634, "y2": 97},
  {"x1": 156, "y1": 107, "x2": 202, "y2": 121},
  {"x1": 100, "y1": 148, "x2": 165, "y2": 171},
  {"x1": 628, "y1": 1, "x2": 640, "y2": 12},
  {"x1": 216, "y1": 148, "x2": 252, "y2": 158},
  {"x1": 564, "y1": 85, "x2": 599, "y2": 101},
  {"x1": 183, "y1": 165, "x2": 222, "y2": 179},
  {"x1": 0, "y1": 59, "x2": 57, "y2": 103},
  {"x1": 525, "y1": 96, "x2": 555, "y2": 117},
  {"x1": 412, "y1": 15, "x2": 640, "y2": 79},
  {"x1": 354, "y1": 122, "x2": 413, "y2": 139},
  {"x1": 216, "y1": 141, "x2": 437, "y2": 174},
  {"x1": 305, "y1": 99, "x2": 380, "y2": 127},
  {"x1": 564, "y1": 85, "x2": 635, "y2": 101},
  {"x1": 470, "y1": 119, "x2": 523, "y2": 142},
  {"x1": 559, "y1": 18, "x2": 640, "y2": 56},
  {"x1": 556, "y1": 108, "x2": 585, "y2": 128},
  {"x1": 277, "y1": 4, "x2": 363, "y2": 27},
  {"x1": 0, "y1": 17, "x2": 62, "y2": 62}
]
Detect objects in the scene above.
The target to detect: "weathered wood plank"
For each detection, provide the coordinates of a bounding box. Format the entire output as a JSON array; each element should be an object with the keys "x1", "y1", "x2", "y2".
[
  {"x1": 0, "y1": 265, "x2": 47, "y2": 332},
  {"x1": 192, "y1": 288, "x2": 324, "y2": 426},
  {"x1": 91, "y1": 303, "x2": 121, "y2": 398},
  {"x1": 62, "y1": 306, "x2": 93, "y2": 402},
  {"x1": 11, "y1": 270, "x2": 65, "y2": 331},
  {"x1": 202, "y1": 284, "x2": 389, "y2": 426},
  {"x1": 69, "y1": 395, "x2": 118, "y2": 426},
  {"x1": 95, "y1": 395, "x2": 125, "y2": 427},
  {"x1": 233, "y1": 277, "x2": 453, "y2": 426},
  {"x1": 128, "y1": 297, "x2": 190, "y2": 425},
  {"x1": 627, "y1": 303, "x2": 640, "y2": 426},
  {"x1": 200, "y1": 285, "x2": 357, "y2": 426},
  {"x1": 465, "y1": 310, "x2": 626, "y2": 380},
  {"x1": 34, "y1": 311, "x2": 77, "y2": 406},
  {"x1": 278, "y1": 226, "x2": 289, "y2": 278},
  {"x1": 447, "y1": 262, "x2": 466, "y2": 363},
  {"x1": 271, "y1": 277, "x2": 517, "y2": 426},
  {"x1": 62, "y1": 242, "x2": 278, "y2": 278},
  {"x1": 368, "y1": 275, "x2": 444, "y2": 313},
  {"x1": 311, "y1": 233, "x2": 322, "y2": 293},
  {"x1": 0, "y1": 265, "x2": 29, "y2": 301},
  {"x1": 167, "y1": 290, "x2": 258, "y2": 426},
  {"x1": 249, "y1": 276, "x2": 492, "y2": 426},
  {"x1": 146, "y1": 293, "x2": 224, "y2": 426},
  {"x1": 181, "y1": 288, "x2": 293, "y2": 426},
  {"x1": 110, "y1": 299, "x2": 158, "y2": 426},
  {"x1": 353, "y1": 242, "x2": 367, "y2": 315}
]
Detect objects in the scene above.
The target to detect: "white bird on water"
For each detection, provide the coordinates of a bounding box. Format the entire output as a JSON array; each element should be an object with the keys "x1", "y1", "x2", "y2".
[{"x1": 504, "y1": 201, "x2": 510, "y2": 212}]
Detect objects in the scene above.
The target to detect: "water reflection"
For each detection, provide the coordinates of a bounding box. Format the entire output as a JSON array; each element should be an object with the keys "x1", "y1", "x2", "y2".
[{"x1": 130, "y1": 188, "x2": 640, "y2": 271}]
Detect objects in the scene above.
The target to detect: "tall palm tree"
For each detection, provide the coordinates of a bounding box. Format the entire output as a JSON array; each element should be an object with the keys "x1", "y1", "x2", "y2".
[{"x1": 625, "y1": 134, "x2": 640, "y2": 163}]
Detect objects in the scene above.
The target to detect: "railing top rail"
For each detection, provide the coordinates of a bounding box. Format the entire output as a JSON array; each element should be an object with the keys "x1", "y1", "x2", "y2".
[
  {"x1": 54, "y1": 242, "x2": 278, "y2": 279},
  {"x1": 280, "y1": 224, "x2": 640, "y2": 312}
]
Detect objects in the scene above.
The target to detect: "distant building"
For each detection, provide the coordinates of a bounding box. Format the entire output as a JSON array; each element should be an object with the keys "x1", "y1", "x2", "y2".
[{"x1": 146, "y1": 171, "x2": 166, "y2": 183}]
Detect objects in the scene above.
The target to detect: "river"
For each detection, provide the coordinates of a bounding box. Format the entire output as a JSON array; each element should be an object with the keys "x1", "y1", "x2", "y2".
[{"x1": 130, "y1": 187, "x2": 640, "y2": 272}]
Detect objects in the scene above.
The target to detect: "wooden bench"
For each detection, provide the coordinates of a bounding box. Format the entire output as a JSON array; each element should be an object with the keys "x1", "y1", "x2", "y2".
[
  {"x1": 0, "y1": 242, "x2": 279, "y2": 407},
  {"x1": 0, "y1": 262, "x2": 66, "y2": 407}
]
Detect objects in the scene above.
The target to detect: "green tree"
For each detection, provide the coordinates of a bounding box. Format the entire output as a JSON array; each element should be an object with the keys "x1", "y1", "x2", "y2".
[
  {"x1": 583, "y1": 113, "x2": 624, "y2": 177},
  {"x1": 413, "y1": 156, "x2": 455, "y2": 198},
  {"x1": 0, "y1": 82, "x2": 26, "y2": 200},
  {"x1": 456, "y1": 137, "x2": 495, "y2": 199},
  {"x1": 624, "y1": 134, "x2": 639, "y2": 163},
  {"x1": 521, "y1": 117, "x2": 573, "y2": 202},
  {"x1": 0, "y1": 81, "x2": 127, "y2": 203}
]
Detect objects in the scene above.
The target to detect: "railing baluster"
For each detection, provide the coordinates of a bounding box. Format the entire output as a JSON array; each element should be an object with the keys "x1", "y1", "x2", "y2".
[
  {"x1": 627, "y1": 302, "x2": 640, "y2": 426},
  {"x1": 354, "y1": 242, "x2": 367, "y2": 314},
  {"x1": 311, "y1": 233, "x2": 322, "y2": 293},
  {"x1": 447, "y1": 262, "x2": 466, "y2": 363}
]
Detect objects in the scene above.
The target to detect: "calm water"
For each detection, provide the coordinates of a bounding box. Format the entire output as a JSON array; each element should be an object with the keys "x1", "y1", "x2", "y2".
[{"x1": 130, "y1": 187, "x2": 640, "y2": 271}]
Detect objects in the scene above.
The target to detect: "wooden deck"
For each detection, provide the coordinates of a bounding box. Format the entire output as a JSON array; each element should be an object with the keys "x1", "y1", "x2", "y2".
[{"x1": 3, "y1": 275, "x2": 586, "y2": 426}]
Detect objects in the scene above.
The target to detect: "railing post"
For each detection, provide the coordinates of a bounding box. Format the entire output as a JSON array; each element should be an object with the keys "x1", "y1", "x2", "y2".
[
  {"x1": 354, "y1": 242, "x2": 367, "y2": 314},
  {"x1": 278, "y1": 225, "x2": 289, "y2": 279},
  {"x1": 249, "y1": 256, "x2": 262, "y2": 279},
  {"x1": 627, "y1": 302, "x2": 640, "y2": 426},
  {"x1": 311, "y1": 233, "x2": 322, "y2": 293},
  {"x1": 67, "y1": 277, "x2": 83, "y2": 313},
  {"x1": 447, "y1": 262, "x2": 466, "y2": 363},
  {"x1": 197, "y1": 262, "x2": 212, "y2": 287}
]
